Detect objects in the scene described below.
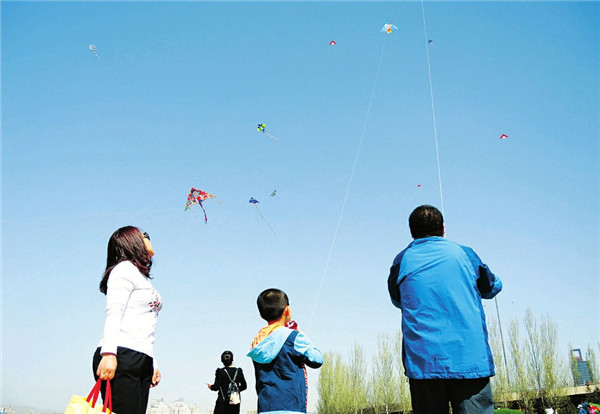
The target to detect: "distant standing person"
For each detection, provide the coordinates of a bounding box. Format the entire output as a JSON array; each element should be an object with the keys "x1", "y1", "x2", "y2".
[
  {"x1": 387, "y1": 205, "x2": 502, "y2": 414},
  {"x1": 93, "y1": 226, "x2": 163, "y2": 414},
  {"x1": 206, "y1": 351, "x2": 247, "y2": 414}
]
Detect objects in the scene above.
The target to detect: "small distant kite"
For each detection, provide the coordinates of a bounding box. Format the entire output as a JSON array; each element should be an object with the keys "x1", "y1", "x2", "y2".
[
  {"x1": 417, "y1": 184, "x2": 422, "y2": 188},
  {"x1": 249, "y1": 197, "x2": 276, "y2": 235},
  {"x1": 499, "y1": 134, "x2": 509, "y2": 140},
  {"x1": 427, "y1": 39, "x2": 434, "y2": 45},
  {"x1": 185, "y1": 187, "x2": 218, "y2": 223},
  {"x1": 381, "y1": 23, "x2": 398, "y2": 34},
  {"x1": 270, "y1": 190, "x2": 277, "y2": 197},
  {"x1": 257, "y1": 123, "x2": 279, "y2": 141},
  {"x1": 89, "y1": 44, "x2": 99, "y2": 58},
  {"x1": 329, "y1": 40, "x2": 336, "y2": 46}
]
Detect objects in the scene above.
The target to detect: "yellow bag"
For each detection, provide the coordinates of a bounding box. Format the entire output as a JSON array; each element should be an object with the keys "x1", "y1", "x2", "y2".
[{"x1": 64, "y1": 379, "x2": 113, "y2": 414}]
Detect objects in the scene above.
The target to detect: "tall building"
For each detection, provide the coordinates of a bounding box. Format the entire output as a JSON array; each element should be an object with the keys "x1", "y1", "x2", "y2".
[{"x1": 571, "y1": 348, "x2": 593, "y2": 386}]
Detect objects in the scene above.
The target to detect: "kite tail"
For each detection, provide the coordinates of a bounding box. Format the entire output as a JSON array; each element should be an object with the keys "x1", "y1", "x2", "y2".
[
  {"x1": 200, "y1": 201, "x2": 208, "y2": 223},
  {"x1": 265, "y1": 133, "x2": 279, "y2": 141},
  {"x1": 255, "y1": 205, "x2": 276, "y2": 235}
]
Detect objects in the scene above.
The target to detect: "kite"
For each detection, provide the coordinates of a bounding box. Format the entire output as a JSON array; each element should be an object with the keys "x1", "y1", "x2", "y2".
[
  {"x1": 417, "y1": 184, "x2": 422, "y2": 188},
  {"x1": 257, "y1": 123, "x2": 279, "y2": 141},
  {"x1": 329, "y1": 41, "x2": 336, "y2": 46},
  {"x1": 89, "y1": 44, "x2": 99, "y2": 58},
  {"x1": 185, "y1": 187, "x2": 218, "y2": 223},
  {"x1": 270, "y1": 190, "x2": 277, "y2": 197},
  {"x1": 381, "y1": 23, "x2": 398, "y2": 34},
  {"x1": 249, "y1": 197, "x2": 276, "y2": 234},
  {"x1": 499, "y1": 134, "x2": 509, "y2": 139},
  {"x1": 427, "y1": 39, "x2": 434, "y2": 45}
]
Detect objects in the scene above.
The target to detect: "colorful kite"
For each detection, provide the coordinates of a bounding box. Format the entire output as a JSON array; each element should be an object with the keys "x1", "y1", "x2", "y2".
[
  {"x1": 499, "y1": 134, "x2": 509, "y2": 140},
  {"x1": 329, "y1": 40, "x2": 336, "y2": 46},
  {"x1": 257, "y1": 123, "x2": 279, "y2": 141},
  {"x1": 381, "y1": 23, "x2": 398, "y2": 34},
  {"x1": 89, "y1": 44, "x2": 99, "y2": 58},
  {"x1": 185, "y1": 187, "x2": 218, "y2": 223},
  {"x1": 249, "y1": 197, "x2": 276, "y2": 234}
]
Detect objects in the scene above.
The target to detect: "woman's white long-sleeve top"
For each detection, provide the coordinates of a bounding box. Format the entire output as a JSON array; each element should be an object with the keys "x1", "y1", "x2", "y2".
[{"x1": 99, "y1": 261, "x2": 163, "y2": 358}]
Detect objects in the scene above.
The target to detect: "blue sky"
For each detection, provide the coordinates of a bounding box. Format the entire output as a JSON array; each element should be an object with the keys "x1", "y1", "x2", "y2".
[{"x1": 2, "y1": 1, "x2": 598, "y2": 412}]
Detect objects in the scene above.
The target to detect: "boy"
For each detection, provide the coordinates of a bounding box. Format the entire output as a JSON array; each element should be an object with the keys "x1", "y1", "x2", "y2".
[{"x1": 247, "y1": 288, "x2": 323, "y2": 414}]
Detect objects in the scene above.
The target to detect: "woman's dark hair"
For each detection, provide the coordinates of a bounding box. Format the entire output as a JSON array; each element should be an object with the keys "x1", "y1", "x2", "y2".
[
  {"x1": 409, "y1": 205, "x2": 444, "y2": 239},
  {"x1": 257, "y1": 288, "x2": 289, "y2": 322},
  {"x1": 99, "y1": 226, "x2": 152, "y2": 294},
  {"x1": 221, "y1": 350, "x2": 233, "y2": 367}
]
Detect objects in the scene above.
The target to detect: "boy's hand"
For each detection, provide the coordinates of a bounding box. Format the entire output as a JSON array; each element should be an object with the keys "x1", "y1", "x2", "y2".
[{"x1": 285, "y1": 320, "x2": 298, "y2": 330}]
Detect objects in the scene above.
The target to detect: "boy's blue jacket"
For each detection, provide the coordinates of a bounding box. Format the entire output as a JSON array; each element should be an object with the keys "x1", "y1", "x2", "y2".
[
  {"x1": 387, "y1": 237, "x2": 502, "y2": 380},
  {"x1": 247, "y1": 327, "x2": 323, "y2": 414}
]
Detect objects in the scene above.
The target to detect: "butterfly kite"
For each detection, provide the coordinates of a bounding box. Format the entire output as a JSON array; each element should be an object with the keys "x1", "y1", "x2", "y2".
[
  {"x1": 381, "y1": 23, "x2": 398, "y2": 34},
  {"x1": 89, "y1": 44, "x2": 99, "y2": 58},
  {"x1": 185, "y1": 187, "x2": 218, "y2": 223},
  {"x1": 249, "y1": 197, "x2": 276, "y2": 234},
  {"x1": 257, "y1": 123, "x2": 279, "y2": 141}
]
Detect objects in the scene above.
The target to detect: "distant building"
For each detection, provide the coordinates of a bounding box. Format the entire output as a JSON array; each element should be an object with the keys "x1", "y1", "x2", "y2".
[
  {"x1": 146, "y1": 398, "x2": 207, "y2": 414},
  {"x1": 571, "y1": 348, "x2": 593, "y2": 386}
]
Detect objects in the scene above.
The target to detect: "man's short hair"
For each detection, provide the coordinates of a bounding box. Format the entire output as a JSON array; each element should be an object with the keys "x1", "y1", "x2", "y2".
[
  {"x1": 257, "y1": 288, "x2": 289, "y2": 322},
  {"x1": 409, "y1": 205, "x2": 444, "y2": 239}
]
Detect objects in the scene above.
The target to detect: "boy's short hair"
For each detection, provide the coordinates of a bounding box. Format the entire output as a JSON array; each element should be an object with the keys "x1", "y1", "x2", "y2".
[{"x1": 257, "y1": 288, "x2": 289, "y2": 322}]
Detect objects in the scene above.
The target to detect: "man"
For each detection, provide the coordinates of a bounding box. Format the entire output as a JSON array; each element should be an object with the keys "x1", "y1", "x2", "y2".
[{"x1": 387, "y1": 205, "x2": 502, "y2": 414}]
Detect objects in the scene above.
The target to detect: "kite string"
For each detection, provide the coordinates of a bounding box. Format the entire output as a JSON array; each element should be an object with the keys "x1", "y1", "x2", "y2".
[
  {"x1": 307, "y1": 36, "x2": 388, "y2": 332},
  {"x1": 254, "y1": 205, "x2": 276, "y2": 235},
  {"x1": 421, "y1": 0, "x2": 445, "y2": 215}
]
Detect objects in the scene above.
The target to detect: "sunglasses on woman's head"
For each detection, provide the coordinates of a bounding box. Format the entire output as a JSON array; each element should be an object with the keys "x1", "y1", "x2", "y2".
[{"x1": 142, "y1": 232, "x2": 150, "y2": 240}]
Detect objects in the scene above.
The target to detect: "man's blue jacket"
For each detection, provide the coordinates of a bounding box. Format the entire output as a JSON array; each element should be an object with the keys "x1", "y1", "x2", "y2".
[{"x1": 387, "y1": 236, "x2": 502, "y2": 380}]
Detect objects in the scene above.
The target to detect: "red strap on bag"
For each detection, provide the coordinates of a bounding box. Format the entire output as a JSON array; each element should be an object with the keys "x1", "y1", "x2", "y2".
[
  {"x1": 86, "y1": 379, "x2": 102, "y2": 407},
  {"x1": 85, "y1": 379, "x2": 113, "y2": 413},
  {"x1": 103, "y1": 379, "x2": 113, "y2": 413}
]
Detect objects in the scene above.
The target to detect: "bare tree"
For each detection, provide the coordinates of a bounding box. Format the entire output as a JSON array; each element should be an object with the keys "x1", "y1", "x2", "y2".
[
  {"x1": 317, "y1": 352, "x2": 339, "y2": 414},
  {"x1": 524, "y1": 309, "x2": 544, "y2": 393},
  {"x1": 372, "y1": 332, "x2": 400, "y2": 414},
  {"x1": 489, "y1": 317, "x2": 511, "y2": 407},
  {"x1": 393, "y1": 330, "x2": 411, "y2": 413},
  {"x1": 587, "y1": 344, "x2": 598, "y2": 383},
  {"x1": 348, "y1": 343, "x2": 369, "y2": 414},
  {"x1": 508, "y1": 317, "x2": 536, "y2": 412},
  {"x1": 538, "y1": 314, "x2": 569, "y2": 409},
  {"x1": 318, "y1": 349, "x2": 369, "y2": 414}
]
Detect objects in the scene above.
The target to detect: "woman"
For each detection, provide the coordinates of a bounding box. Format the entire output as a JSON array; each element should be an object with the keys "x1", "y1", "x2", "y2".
[
  {"x1": 206, "y1": 351, "x2": 247, "y2": 414},
  {"x1": 93, "y1": 226, "x2": 163, "y2": 414}
]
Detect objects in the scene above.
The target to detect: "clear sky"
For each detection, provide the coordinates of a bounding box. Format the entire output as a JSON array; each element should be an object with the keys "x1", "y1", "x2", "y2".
[{"x1": 1, "y1": 1, "x2": 598, "y2": 412}]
